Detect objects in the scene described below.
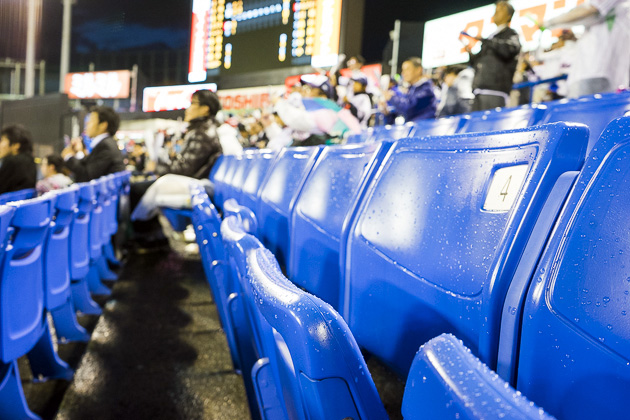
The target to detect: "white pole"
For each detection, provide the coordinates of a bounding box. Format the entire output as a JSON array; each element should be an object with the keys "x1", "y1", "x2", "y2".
[
  {"x1": 130, "y1": 64, "x2": 139, "y2": 112},
  {"x1": 60, "y1": 0, "x2": 74, "y2": 92},
  {"x1": 25, "y1": 0, "x2": 39, "y2": 97},
  {"x1": 391, "y1": 19, "x2": 401, "y2": 77}
]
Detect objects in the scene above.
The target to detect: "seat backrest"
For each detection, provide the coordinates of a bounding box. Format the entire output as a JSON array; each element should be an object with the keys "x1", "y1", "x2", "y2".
[
  {"x1": 0, "y1": 205, "x2": 16, "y2": 274},
  {"x1": 540, "y1": 92, "x2": 630, "y2": 152},
  {"x1": 288, "y1": 141, "x2": 392, "y2": 310},
  {"x1": 247, "y1": 242, "x2": 389, "y2": 420},
  {"x1": 1, "y1": 195, "x2": 55, "y2": 362},
  {"x1": 226, "y1": 150, "x2": 258, "y2": 203},
  {"x1": 341, "y1": 122, "x2": 588, "y2": 377},
  {"x1": 239, "y1": 150, "x2": 277, "y2": 212},
  {"x1": 70, "y1": 182, "x2": 95, "y2": 280},
  {"x1": 402, "y1": 333, "x2": 554, "y2": 420},
  {"x1": 514, "y1": 117, "x2": 630, "y2": 420},
  {"x1": 458, "y1": 104, "x2": 546, "y2": 134},
  {"x1": 212, "y1": 154, "x2": 238, "y2": 207},
  {"x1": 0, "y1": 188, "x2": 37, "y2": 205},
  {"x1": 367, "y1": 123, "x2": 415, "y2": 143},
  {"x1": 45, "y1": 185, "x2": 79, "y2": 310},
  {"x1": 256, "y1": 146, "x2": 323, "y2": 268},
  {"x1": 88, "y1": 179, "x2": 107, "y2": 259},
  {"x1": 409, "y1": 116, "x2": 462, "y2": 137}
]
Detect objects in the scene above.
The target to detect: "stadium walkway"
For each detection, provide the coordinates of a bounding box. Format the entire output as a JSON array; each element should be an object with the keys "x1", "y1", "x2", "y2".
[{"x1": 23, "y1": 244, "x2": 251, "y2": 420}]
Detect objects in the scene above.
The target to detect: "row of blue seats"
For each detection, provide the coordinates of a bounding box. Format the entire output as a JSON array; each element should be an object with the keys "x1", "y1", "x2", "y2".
[
  {"x1": 196, "y1": 116, "x2": 630, "y2": 419},
  {"x1": 0, "y1": 171, "x2": 130, "y2": 419},
  {"x1": 349, "y1": 91, "x2": 630, "y2": 153}
]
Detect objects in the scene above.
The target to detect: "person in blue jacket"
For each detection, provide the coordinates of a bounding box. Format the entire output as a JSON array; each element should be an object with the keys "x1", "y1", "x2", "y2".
[{"x1": 384, "y1": 57, "x2": 437, "y2": 122}]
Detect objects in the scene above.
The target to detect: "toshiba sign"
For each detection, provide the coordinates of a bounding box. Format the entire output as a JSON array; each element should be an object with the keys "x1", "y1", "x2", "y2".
[
  {"x1": 64, "y1": 70, "x2": 131, "y2": 99},
  {"x1": 218, "y1": 86, "x2": 286, "y2": 113}
]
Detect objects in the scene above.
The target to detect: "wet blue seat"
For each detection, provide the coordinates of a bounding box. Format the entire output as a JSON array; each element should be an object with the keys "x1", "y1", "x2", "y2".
[
  {"x1": 288, "y1": 141, "x2": 392, "y2": 310},
  {"x1": 244, "y1": 230, "x2": 389, "y2": 420},
  {"x1": 226, "y1": 151, "x2": 259, "y2": 204},
  {"x1": 69, "y1": 182, "x2": 101, "y2": 315},
  {"x1": 507, "y1": 117, "x2": 630, "y2": 419},
  {"x1": 45, "y1": 186, "x2": 89, "y2": 342},
  {"x1": 540, "y1": 92, "x2": 630, "y2": 152},
  {"x1": 0, "y1": 196, "x2": 73, "y2": 419},
  {"x1": 408, "y1": 116, "x2": 463, "y2": 137},
  {"x1": 85, "y1": 179, "x2": 112, "y2": 296},
  {"x1": 458, "y1": 104, "x2": 546, "y2": 134},
  {"x1": 348, "y1": 123, "x2": 415, "y2": 144},
  {"x1": 402, "y1": 333, "x2": 554, "y2": 420},
  {"x1": 0, "y1": 188, "x2": 37, "y2": 205},
  {"x1": 256, "y1": 146, "x2": 322, "y2": 269},
  {"x1": 210, "y1": 154, "x2": 237, "y2": 208},
  {"x1": 223, "y1": 198, "x2": 258, "y2": 235},
  {"x1": 239, "y1": 150, "x2": 277, "y2": 213},
  {"x1": 341, "y1": 122, "x2": 588, "y2": 377}
]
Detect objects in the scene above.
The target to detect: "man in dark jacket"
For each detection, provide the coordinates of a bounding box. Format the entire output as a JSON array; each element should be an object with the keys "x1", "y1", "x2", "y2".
[
  {"x1": 0, "y1": 124, "x2": 37, "y2": 195},
  {"x1": 466, "y1": 1, "x2": 521, "y2": 111},
  {"x1": 131, "y1": 89, "x2": 223, "y2": 222},
  {"x1": 62, "y1": 106, "x2": 125, "y2": 182}
]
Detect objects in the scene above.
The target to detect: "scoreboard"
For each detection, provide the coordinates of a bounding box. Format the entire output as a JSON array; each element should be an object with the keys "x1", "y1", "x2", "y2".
[{"x1": 189, "y1": 0, "x2": 343, "y2": 82}]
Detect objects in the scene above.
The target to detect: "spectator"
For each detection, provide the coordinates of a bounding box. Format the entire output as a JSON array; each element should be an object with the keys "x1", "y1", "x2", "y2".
[
  {"x1": 36, "y1": 154, "x2": 73, "y2": 194},
  {"x1": 543, "y1": 0, "x2": 630, "y2": 97},
  {"x1": 437, "y1": 65, "x2": 474, "y2": 117},
  {"x1": 131, "y1": 89, "x2": 223, "y2": 222},
  {"x1": 466, "y1": 1, "x2": 521, "y2": 111},
  {"x1": 384, "y1": 57, "x2": 437, "y2": 121},
  {"x1": 0, "y1": 124, "x2": 37, "y2": 195},
  {"x1": 345, "y1": 74, "x2": 374, "y2": 128},
  {"x1": 62, "y1": 106, "x2": 125, "y2": 182}
]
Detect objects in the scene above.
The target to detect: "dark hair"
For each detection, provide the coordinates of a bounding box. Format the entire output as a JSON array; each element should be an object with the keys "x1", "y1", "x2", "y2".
[
  {"x1": 445, "y1": 64, "x2": 468, "y2": 76},
  {"x1": 91, "y1": 106, "x2": 120, "y2": 136},
  {"x1": 1, "y1": 124, "x2": 33, "y2": 155},
  {"x1": 45, "y1": 154, "x2": 65, "y2": 173},
  {"x1": 350, "y1": 55, "x2": 365, "y2": 65},
  {"x1": 404, "y1": 57, "x2": 423, "y2": 68},
  {"x1": 192, "y1": 90, "x2": 222, "y2": 118},
  {"x1": 497, "y1": 1, "x2": 515, "y2": 21}
]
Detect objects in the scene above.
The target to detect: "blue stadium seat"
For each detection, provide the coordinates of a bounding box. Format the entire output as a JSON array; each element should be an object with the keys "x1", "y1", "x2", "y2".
[
  {"x1": 221, "y1": 215, "x2": 280, "y2": 420},
  {"x1": 85, "y1": 179, "x2": 112, "y2": 296},
  {"x1": 210, "y1": 154, "x2": 237, "y2": 208},
  {"x1": 239, "y1": 150, "x2": 277, "y2": 213},
  {"x1": 507, "y1": 117, "x2": 630, "y2": 419},
  {"x1": 0, "y1": 188, "x2": 37, "y2": 205},
  {"x1": 243, "y1": 231, "x2": 390, "y2": 420},
  {"x1": 341, "y1": 122, "x2": 588, "y2": 377},
  {"x1": 45, "y1": 186, "x2": 90, "y2": 343},
  {"x1": 69, "y1": 182, "x2": 102, "y2": 315},
  {"x1": 355, "y1": 123, "x2": 415, "y2": 143},
  {"x1": 288, "y1": 141, "x2": 392, "y2": 309},
  {"x1": 402, "y1": 333, "x2": 554, "y2": 420},
  {"x1": 540, "y1": 92, "x2": 630, "y2": 152},
  {"x1": 223, "y1": 198, "x2": 258, "y2": 235},
  {"x1": 225, "y1": 151, "x2": 258, "y2": 204},
  {"x1": 409, "y1": 116, "x2": 463, "y2": 137},
  {"x1": 256, "y1": 146, "x2": 322, "y2": 269},
  {"x1": 0, "y1": 196, "x2": 73, "y2": 419},
  {"x1": 458, "y1": 104, "x2": 546, "y2": 134}
]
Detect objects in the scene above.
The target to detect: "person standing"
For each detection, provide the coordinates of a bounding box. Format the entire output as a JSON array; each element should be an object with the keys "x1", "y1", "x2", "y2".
[
  {"x1": 466, "y1": 1, "x2": 521, "y2": 111},
  {"x1": 542, "y1": 0, "x2": 630, "y2": 97},
  {"x1": 62, "y1": 106, "x2": 125, "y2": 182},
  {"x1": 0, "y1": 124, "x2": 37, "y2": 195},
  {"x1": 384, "y1": 57, "x2": 437, "y2": 122}
]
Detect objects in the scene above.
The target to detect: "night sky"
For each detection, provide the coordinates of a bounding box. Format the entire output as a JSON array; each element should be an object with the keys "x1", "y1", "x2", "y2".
[{"x1": 26, "y1": 0, "x2": 494, "y2": 68}]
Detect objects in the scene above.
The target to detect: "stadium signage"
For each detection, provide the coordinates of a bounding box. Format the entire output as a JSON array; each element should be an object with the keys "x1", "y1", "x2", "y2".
[
  {"x1": 422, "y1": 0, "x2": 586, "y2": 68},
  {"x1": 142, "y1": 83, "x2": 218, "y2": 113},
  {"x1": 65, "y1": 70, "x2": 131, "y2": 100}
]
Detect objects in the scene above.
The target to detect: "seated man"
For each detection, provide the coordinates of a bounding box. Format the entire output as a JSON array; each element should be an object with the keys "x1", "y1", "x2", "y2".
[
  {"x1": 62, "y1": 106, "x2": 125, "y2": 182},
  {"x1": 0, "y1": 124, "x2": 37, "y2": 195},
  {"x1": 131, "y1": 89, "x2": 223, "y2": 222},
  {"x1": 384, "y1": 57, "x2": 437, "y2": 122}
]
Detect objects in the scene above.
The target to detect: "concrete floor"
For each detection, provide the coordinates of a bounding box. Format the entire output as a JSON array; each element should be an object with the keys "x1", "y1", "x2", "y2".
[{"x1": 20, "y1": 246, "x2": 252, "y2": 420}]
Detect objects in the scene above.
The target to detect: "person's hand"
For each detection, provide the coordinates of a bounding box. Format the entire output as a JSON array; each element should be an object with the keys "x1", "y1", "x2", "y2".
[
  {"x1": 61, "y1": 146, "x2": 74, "y2": 159},
  {"x1": 145, "y1": 160, "x2": 156, "y2": 173},
  {"x1": 384, "y1": 90, "x2": 395, "y2": 101},
  {"x1": 71, "y1": 137, "x2": 84, "y2": 153}
]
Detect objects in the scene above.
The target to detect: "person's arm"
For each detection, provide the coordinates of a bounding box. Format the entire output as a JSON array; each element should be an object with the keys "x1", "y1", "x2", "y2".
[
  {"x1": 543, "y1": 4, "x2": 600, "y2": 28},
  {"x1": 480, "y1": 31, "x2": 521, "y2": 61}
]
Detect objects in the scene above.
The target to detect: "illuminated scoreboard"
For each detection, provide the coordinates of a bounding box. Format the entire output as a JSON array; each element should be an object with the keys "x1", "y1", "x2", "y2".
[{"x1": 189, "y1": 0, "x2": 343, "y2": 82}]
